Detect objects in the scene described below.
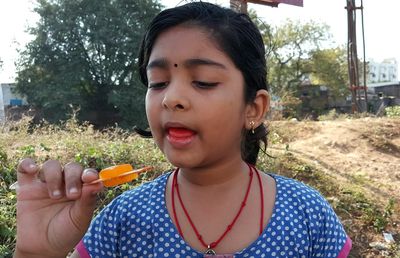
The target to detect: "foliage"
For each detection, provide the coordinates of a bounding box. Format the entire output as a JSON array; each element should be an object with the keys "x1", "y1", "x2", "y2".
[
  {"x1": 0, "y1": 117, "x2": 170, "y2": 256},
  {"x1": 256, "y1": 18, "x2": 330, "y2": 95},
  {"x1": 317, "y1": 109, "x2": 349, "y2": 121},
  {"x1": 308, "y1": 47, "x2": 348, "y2": 98},
  {"x1": 251, "y1": 14, "x2": 349, "y2": 117},
  {"x1": 15, "y1": 0, "x2": 162, "y2": 128},
  {"x1": 0, "y1": 147, "x2": 17, "y2": 258},
  {"x1": 1, "y1": 117, "x2": 399, "y2": 256},
  {"x1": 385, "y1": 106, "x2": 400, "y2": 117}
]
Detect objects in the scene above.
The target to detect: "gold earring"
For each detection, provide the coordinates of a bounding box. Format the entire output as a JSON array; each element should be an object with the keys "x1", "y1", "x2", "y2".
[{"x1": 250, "y1": 121, "x2": 255, "y2": 134}]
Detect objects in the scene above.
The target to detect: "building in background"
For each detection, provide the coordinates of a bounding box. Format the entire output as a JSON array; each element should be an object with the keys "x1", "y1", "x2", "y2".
[
  {"x1": 0, "y1": 83, "x2": 28, "y2": 122},
  {"x1": 368, "y1": 58, "x2": 398, "y2": 83},
  {"x1": 366, "y1": 59, "x2": 400, "y2": 114}
]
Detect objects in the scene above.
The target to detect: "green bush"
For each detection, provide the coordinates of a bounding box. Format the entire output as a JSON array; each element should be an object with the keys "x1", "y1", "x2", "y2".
[
  {"x1": 385, "y1": 106, "x2": 400, "y2": 117},
  {"x1": 0, "y1": 117, "x2": 170, "y2": 256}
]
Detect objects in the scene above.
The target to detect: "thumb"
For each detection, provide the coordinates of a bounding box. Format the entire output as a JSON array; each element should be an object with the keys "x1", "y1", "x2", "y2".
[
  {"x1": 16, "y1": 158, "x2": 40, "y2": 187},
  {"x1": 70, "y1": 183, "x2": 103, "y2": 233}
]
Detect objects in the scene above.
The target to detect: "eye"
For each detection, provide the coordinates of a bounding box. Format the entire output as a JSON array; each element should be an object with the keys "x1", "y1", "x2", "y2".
[
  {"x1": 192, "y1": 81, "x2": 219, "y2": 88},
  {"x1": 148, "y1": 82, "x2": 169, "y2": 89}
]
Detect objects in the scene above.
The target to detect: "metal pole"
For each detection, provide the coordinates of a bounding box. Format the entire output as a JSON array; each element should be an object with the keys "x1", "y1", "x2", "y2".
[
  {"x1": 346, "y1": 0, "x2": 358, "y2": 112},
  {"x1": 360, "y1": 0, "x2": 368, "y2": 110},
  {"x1": 346, "y1": 0, "x2": 368, "y2": 113},
  {"x1": 230, "y1": 0, "x2": 248, "y2": 13}
]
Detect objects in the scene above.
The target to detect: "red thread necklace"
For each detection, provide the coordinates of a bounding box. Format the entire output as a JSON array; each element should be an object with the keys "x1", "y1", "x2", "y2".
[{"x1": 171, "y1": 164, "x2": 264, "y2": 255}]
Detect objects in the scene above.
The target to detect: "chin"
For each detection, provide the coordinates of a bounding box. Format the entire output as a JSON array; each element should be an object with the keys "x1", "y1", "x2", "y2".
[
  {"x1": 167, "y1": 158, "x2": 196, "y2": 169},
  {"x1": 165, "y1": 154, "x2": 205, "y2": 170}
]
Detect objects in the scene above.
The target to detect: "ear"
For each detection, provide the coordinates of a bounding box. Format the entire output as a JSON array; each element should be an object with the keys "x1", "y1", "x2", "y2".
[{"x1": 245, "y1": 90, "x2": 270, "y2": 130}]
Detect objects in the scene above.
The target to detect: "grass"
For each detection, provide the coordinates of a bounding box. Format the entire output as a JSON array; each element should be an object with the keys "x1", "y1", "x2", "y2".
[
  {"x1": 260, "y1": 150, "x2": 399, "y2": 257},
  {"x1": 0, "y1": 117, "x2": 170, "y2": 257},
  {"x1": 0, "y1": 116, "x2": 399, "y2": 257},
  {"x1": 359, "y1": 124, "x2": 400, "y2": 156}
]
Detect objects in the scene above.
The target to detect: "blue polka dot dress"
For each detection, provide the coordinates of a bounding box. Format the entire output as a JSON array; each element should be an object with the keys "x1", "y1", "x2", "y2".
[{"x1": 77, "y1": 172, "x2": 352, "y2": 257}]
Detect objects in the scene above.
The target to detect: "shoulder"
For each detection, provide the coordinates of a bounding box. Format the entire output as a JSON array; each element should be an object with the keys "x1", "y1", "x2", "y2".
[
  {"x1": 268, "y1": 174, "x2": 350, "y2": 256},
  {"x1": 271, "y1": 173, "x2": 332, "y2": 212},
  {"x1": 270, "y1": 173, "x2": 341, "y2": 230}
]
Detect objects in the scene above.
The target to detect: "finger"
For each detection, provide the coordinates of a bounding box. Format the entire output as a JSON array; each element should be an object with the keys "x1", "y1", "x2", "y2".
[
  {"x1": 70, "y1": 182, "x2": 103, "y2": 233},
  {"x1": 81, "y1": 168, "x2": 99, "y2": 183},
  {"x1": 63, "y1": 162, "x2": 84, "y2": 199},
  {"x1": 42, "y1": 160, "x2": 64, "y2": 199},
  {"x1": 16, "y1": 158, "x2": 40, "y2": 186},
  {"x1": 69, "y1": 170, "x2": 103, "y2": 232}
]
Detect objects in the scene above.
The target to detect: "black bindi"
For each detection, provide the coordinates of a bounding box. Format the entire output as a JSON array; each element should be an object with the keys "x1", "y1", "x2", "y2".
[{"x1": 174, "y1": 63, "x2": 178, "y2": 67}]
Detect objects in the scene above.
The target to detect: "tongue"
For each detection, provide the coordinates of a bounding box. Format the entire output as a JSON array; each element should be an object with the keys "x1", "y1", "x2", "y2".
[{"x1": 168, "y1": 128, "x2": 195, "y2": 138}]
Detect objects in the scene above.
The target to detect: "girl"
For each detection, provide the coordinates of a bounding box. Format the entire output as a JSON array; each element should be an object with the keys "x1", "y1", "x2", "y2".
[{"x1": 14, "y1": 2, "x2": 352, "y2": 257}]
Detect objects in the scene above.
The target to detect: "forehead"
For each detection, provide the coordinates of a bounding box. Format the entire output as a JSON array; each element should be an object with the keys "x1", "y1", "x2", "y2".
[{"x1": 148, "y1": 25, "x2": 235, "y2": 67}]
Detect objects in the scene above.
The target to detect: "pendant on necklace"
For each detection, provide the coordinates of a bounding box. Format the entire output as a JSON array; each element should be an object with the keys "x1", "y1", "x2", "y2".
[
  {"x1": 204, "y1": 248, "x2": 216, "y2": 255},
  {"x1": 204, "y1": 252, "x2": 234, "y2": 258},
  {"x1": 203, "y1": 247, "x2": 234, "y2": 258}
]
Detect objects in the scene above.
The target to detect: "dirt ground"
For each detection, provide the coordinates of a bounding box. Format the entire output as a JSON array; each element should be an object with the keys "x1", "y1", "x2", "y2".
[
  {"x1": 272, "y1": 117, "x2": 400, "y2": 202},
  {"x1": 269, "y1": 117, "x2": 400, "y2": 257}
]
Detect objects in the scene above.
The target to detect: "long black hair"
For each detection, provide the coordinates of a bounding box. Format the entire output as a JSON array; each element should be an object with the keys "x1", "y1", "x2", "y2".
[{"x1": 137, "y1": 2, "x2": 269, "y2": 165}]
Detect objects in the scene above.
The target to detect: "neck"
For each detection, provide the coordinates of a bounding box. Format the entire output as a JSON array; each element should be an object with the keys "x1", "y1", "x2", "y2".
[{"x1": 178, "y1": 158, "x2": 250, "y2": 188}]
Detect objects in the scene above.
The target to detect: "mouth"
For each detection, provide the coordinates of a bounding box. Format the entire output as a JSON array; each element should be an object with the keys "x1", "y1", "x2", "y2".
[{"x1": 165, "y1": 123, "x2": 197, "y2": 147}]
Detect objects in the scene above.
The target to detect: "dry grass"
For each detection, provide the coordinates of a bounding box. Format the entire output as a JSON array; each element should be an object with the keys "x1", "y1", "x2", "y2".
[{"x1": 1, "y1": 116, "x2": 399, "y2": 257}]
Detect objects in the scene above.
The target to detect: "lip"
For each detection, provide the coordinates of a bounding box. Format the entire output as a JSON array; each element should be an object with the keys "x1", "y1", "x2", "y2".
[{"x1": 164, "y1": 122, "x2": 197, "y2": 148}]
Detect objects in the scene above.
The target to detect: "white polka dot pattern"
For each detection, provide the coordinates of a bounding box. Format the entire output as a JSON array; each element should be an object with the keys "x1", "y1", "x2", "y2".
[{"x1": 83, "y1": 173, "x2": 348, "y2": 257}]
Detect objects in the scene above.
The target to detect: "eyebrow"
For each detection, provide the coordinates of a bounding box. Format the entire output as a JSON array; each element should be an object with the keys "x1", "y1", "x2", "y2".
[
  {"x1": 146, "y1": 58, "x2": 227, "y2": 70},
  {"x1": 184, "y1": 58, "x2": 227, "y2": 69},
  {"x1": 147, "y1": 58, "x2": 169, "y2": 70}
]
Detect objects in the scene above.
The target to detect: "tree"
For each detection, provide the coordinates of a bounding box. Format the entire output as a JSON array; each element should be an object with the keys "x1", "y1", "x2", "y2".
[
  {"x1": 258, "y1": 19, "x2": 330, "y2": 96},
  {"x1": 253, "y1": 16, "x2": 348, "y2": 116},
  {"x1": 308, "y1": 47, "x2": 348, "y2": 98},
  {"x1": 16, "y1": 0, "x2": 162, "y2": 127}
]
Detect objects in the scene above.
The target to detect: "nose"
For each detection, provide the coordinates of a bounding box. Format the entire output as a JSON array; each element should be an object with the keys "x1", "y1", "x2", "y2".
[{"x1": 162, "y1": 81, "x2": 190, "y2": 111}]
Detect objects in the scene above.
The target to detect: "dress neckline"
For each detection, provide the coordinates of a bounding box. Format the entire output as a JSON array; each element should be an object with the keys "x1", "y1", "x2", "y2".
[{"x1": 158, "y1": 172, "x2": 280, "y2": 255}]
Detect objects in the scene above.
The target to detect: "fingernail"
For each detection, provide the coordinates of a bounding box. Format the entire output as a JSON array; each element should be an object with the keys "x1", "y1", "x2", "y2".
[
  {"x1": 84, "y1": 169, "x2": 97, "y2": 176},
  {"x1": 53, "y1": 190, "x2": 61, "y2": 197},
  {"x1": 29, "y1": 164, "x2": 36, "y2": 170},
  {"x1": 9, "y1": 182, "x2": 19, "y2": 190},
  {"x1": 69, "y1": 187, "x2": 78, "y2": 194}
]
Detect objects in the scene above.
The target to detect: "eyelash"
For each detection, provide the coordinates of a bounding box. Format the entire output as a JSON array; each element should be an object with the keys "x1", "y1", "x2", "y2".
[
  {"x1": 148, "y1": 82, "x2": 168, "y2": 89},
  {"x1": 192, "y1": 81, "x2": 219, "y2": 88},
  {"x1": 148, "y1": 81, "x2": 219, "y2": 89}
]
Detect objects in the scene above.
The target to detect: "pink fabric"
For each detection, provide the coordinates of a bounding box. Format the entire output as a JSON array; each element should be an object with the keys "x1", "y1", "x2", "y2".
[
  {"x1": 337, "y1": 236, "x2": 352, "y2": 258},
  {"x1": 76, "y1": 240, "x2": 91, "y2": 258}
]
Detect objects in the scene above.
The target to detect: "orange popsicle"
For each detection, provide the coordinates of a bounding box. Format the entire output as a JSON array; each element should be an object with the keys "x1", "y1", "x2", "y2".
[{"x1": 86, "y1": 164, "x2": 152, "y2": 187}]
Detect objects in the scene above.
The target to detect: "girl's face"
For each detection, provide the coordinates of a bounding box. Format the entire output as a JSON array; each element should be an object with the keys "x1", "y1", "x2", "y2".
[{"x1": 145, "y1": 25, "x2": 250, "y2": 169}]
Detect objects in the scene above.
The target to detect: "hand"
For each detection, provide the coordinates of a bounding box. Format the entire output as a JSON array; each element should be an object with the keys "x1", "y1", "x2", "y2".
[{"x1": 13, "y1": 158, "x2": 103, "y2": 258}]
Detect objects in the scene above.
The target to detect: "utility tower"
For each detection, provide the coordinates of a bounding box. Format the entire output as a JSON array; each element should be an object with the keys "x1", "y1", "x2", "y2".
[{"x1": 346, "y1": 0, "x2": 368, "y2": 113}]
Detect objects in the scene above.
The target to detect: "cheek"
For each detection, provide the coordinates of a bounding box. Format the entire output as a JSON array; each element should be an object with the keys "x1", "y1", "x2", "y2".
[
  {"x1": 145, "y1": 92, "x2": 152, "y2": 123},
  {"x1": 218, "y1": 92, "x2": 246, "y2": 121},
  {"x1": 145, "y1": 92, "x2": 160, "y2": 130},
  {"x1": 145, "y1": 95, "x2": 165, "y2": 149},
  {"x1": 203, "y1": 98, "x2": 246, "y2": 139}
]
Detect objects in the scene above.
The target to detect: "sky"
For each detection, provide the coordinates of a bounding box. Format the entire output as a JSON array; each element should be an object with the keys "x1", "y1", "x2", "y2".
[{"x1": 1, "y1": 0, "x2": 399, "y2": 82}]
